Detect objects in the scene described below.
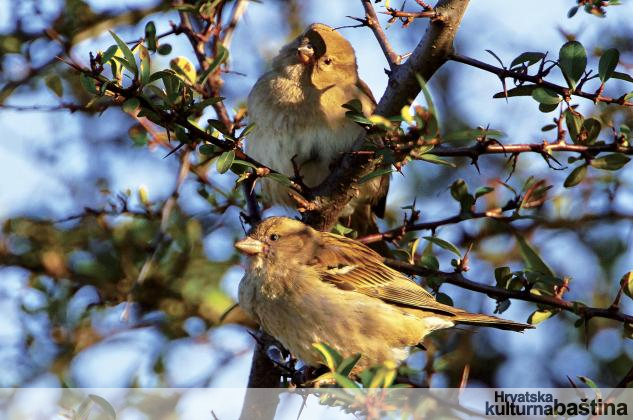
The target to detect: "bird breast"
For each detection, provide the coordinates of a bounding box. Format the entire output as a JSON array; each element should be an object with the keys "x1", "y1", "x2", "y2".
[
  {"x1": 242, "y1": 268, "x2": 430, "y2": 368},
  {"x1": 247, "y1": 71, "x2": 367, "y2": 207}
]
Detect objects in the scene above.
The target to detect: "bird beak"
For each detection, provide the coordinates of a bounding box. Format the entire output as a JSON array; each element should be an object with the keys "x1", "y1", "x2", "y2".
[
  {"x1": 235, "y1": 237, "x2": 265, "y2": 255},
  {"x1": 297, "y1": 45, "x2": 314, "y2": 64}
]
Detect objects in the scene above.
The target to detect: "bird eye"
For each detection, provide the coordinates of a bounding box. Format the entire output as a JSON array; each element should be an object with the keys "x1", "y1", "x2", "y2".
[
  {"x1": 269, "y1": 234, "x2": 279, "y2": 241},
  {"x1": 323, "y1": 58, "x2": 333, "y2": 65}
]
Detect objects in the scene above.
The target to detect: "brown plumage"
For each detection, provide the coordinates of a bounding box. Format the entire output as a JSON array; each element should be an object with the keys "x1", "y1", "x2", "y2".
[
  {"x1": 235, "y1": 217, "x2": 533, "y2": 369},
  {"x1": 247, "y1": 23, "x2": 389, "y2": 234}
]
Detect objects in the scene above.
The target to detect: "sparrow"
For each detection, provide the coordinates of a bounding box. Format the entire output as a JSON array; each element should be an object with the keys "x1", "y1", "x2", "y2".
[
  {"x1": 235, "y1": 217, "x2": 533, "y2": 370},
  {"x1": 246, "y1": 23, "x2": 389, "y2": 234}
]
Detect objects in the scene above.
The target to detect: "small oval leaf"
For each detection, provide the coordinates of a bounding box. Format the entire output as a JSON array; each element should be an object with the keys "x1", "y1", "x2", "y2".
[
  {"x1": 532, "y1": 87, "x2": 562, "y2": 105},
  {"x1": 559, "y1": 41, "x2": 587, "y2": 89},
  {"x1": 598, "y1": 48, "x2": 619, "y2": 83},
  {"x1": 216, "y1": 150, "x2": 235, "y2": 174},
  {"x1": 563, "y1": 164, "x2": 587, "y2": 188},
  {"x1": 590, "y1": 153, "x2": 630, "y2": 171}
]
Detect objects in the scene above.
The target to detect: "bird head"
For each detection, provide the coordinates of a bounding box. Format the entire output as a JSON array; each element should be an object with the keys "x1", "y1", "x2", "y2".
[
  {"x1": 274, "y1": 24, "x2": 359, "y2": 90},
  {"x1": 235, "y1": 217, "x2": 320, "y2": 268}
]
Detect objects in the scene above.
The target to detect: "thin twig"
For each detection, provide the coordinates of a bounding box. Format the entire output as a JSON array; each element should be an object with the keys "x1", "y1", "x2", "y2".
[
  {"x1": 360, "y1": 0, "x2": 400, "y2": 69},
  {"x1": 358, "y1": 199, "x2": 519, "y2": 244}
]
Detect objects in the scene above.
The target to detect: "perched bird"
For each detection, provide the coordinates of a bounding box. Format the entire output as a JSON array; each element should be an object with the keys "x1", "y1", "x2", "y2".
[
  {"x1": 235, "y1": 217, "x2": 533, "y2": 370},
  {"x1": 247, "y1": 23, "x2": 388, "y2": 234}
]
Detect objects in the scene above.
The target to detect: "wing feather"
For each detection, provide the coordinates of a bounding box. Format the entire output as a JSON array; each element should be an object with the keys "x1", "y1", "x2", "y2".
[{"x1": 311, "y1": 233, "x2": 458, "y2": 316}]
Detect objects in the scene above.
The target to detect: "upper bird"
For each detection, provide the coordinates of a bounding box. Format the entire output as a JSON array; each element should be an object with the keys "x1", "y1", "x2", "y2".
[
  {"x1": 235, "y1": 217, "x2": 533, "y2": 370},
  {"x1": 247, "y1": 24, "x2": 388, "y2": 234}
]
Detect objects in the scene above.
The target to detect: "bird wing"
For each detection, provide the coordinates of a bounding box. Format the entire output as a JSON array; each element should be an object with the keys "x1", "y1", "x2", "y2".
[{"x1": 311, "y1": 233, "x2": 458, "y2": 316}]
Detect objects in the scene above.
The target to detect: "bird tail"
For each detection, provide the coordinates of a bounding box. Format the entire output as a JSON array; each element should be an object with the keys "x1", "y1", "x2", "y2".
[{"x1": 452, "y1": 312, "x2": 534, "y2": 332}]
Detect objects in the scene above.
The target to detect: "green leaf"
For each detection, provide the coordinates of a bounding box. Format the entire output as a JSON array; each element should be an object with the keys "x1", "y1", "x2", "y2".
[
  {"x1": 559, "y1": 41, "x2": 587, "y2": 89},
  {"x1": 564, "y1": 164, "x2": 587, "y2": 188},
  {"x1": 528, "y1": 309, "x2": 555, "y2": 325},
  {"x1": 174, "y1": 126, "x2": 188, "y2": 143},
  {"x1": 231, "y1": 159, "x2": 257, "y2": 169},
  {"x1": 337, "y1": 353, "x2": 362, "y2": 377},
  {"x1": 199, "y1": 144, "x2": 219, "y2": 155},
  {"x1": 516, "y1": 235, "x2": 554, "y2": 277},
  {"x1": 267, "y1": 173, "x2": 292, "y2": 186},
  {"x1": 207, "y1": 119, "x2": 231, "y2": 138},
  {"x1": 415, "y1": 73, "x2": 437, "y2": 121},
  {"x1": 312, "y1": 342, "x2": 342, "y2": 371},
  {"x1": 138, "y1": 45, "x2": 151, "y2": 86},
  {"x1": 418, "y1": 254, "x2": 439, "y2": 270},
  {"x1": 198, "y1": 44, "x2": 229, "y2": 84},
  {"x1": 345, "y1": 112, "x2": 373, "y2": 125},
  {"x1": 567, "y1": 6, "x2": 579, "y2": 18},
  {"x1": 45, "y1": 75, "x2": 63, "y2": 97},
  {"x1": 532, "y1": 87, "x2": 562, "y2": 105},
  {"x1": 620, "y1": 271, "x2": 633, "y2": 300},
  {"x1": 565, "y1": 110, "x2": 584, "y2": 143},
  {"x1": 450, "y1": 179, "x2": 475, "y2": 212},
  {"x1": 112, "y1": 56, "x2": 137, "y2": 75},
  {"x1": 475, "y1": 186, "x2": 494, "y2": 198},
  {"x1": 359, "y1": 167, "x2": 393, "y2": 185},
  {"x1": 101, "y1": 45, "x2": 119, "y2": 64},
  {"x1": 510, "y1": 52, "x2": 545, "y2": 68},
  {"x1": 612, "y1": 71, "x2": 633, "y2": 83},
  {"x1": 436, "y1": 292, "x2": 453, "y2": 307},
  {"x1": 239, "y1": 123, "x2": 256, "y2": 139},
  {"x1": 157, "y1": 43, "x2": 172, "y2": 55},
  {"x1": 341, "y1": 99, "x2": 363, "y2": 113},
  {"x1": 79, "y1": 73, "x2": 97, "y2": 94},
  {"x1": 494, "y1": 266, "x2": 512, "y2": 288},
  {"x1": 109, "y1": 30, "x2": 137, "y2": 76},
  {"x1": 578, "y1": 376, "x2": 599, "y2": 390},
  {"x1": 145, "y1": 21, "x2": 157, "y2": 52},
  {"x1": 450, "y1": 179, "x2": 469, "y2": 202},
  {"x1": 493, "y1": 84, "x2": 537, "y2": 99},
  {"x1": 624, "y1": 91, "x2": 633, "y2": 101},
  {"x1": 417, "y1": 153, "x2": 456, "y2": 167},
  {"x1": 332, "y1": 223, "x2": 354, "y2": 236},
  {"x1": 590, "y1": 153, "x2": 630, "y2": 170},
  {"x1": 538, "y1": 103, "x2": 559, "y2": 113},
  {"x1": 332, "y1": 372, "x2": 360, "y2": 388},
  {"x1": 216, "y1": 150, "x2": 235, "y2": 174},
  {"x1": 541, "y1": 124, "x2": 557, "y2": 132},
  {"x1": 121, "y1": 98, "x2": 140, "y2": 113},
  {"x1": 170, "y1": 56, "x2": 197, "y2": 84},
  {"x1": 191, "y1": 96, "x2": 225, "y2": 112},
  {"x1": 582, "y1": 118, "x2": 601, "y2": 144},
  {"x1": 423, "y1": 236, "x2": 461, "y2": 257},
  {"x1": 598, "y1": 48, "x2": 620, "y2": 82}
]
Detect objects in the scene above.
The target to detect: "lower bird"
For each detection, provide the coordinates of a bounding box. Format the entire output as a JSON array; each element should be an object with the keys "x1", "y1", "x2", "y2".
[{"x1": 235, "y1": 217, "x2": 533, "y2": 370}]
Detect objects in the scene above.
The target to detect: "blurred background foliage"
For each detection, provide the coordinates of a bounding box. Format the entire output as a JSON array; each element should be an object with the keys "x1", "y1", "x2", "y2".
[{"x1": 1, "y1": 0, "x2": 633, "y2": 391}]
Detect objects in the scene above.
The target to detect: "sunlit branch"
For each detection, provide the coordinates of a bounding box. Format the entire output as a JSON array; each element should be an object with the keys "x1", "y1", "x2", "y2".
[{"x1": 386, "y1": 259, "x2": 633, "y2": 325}]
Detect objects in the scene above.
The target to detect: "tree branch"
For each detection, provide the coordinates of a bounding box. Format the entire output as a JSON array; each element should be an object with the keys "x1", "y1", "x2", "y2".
[
  {"x1": 360, "y1": 0, "x2": 400, "y2": 69},
  {"x1": 449, "y1": 53, "x2": 633, "y2": 107},
  {"x1": 358, "y1": 199, "x2": 519, "y2": 244},
  {"x1": 386, "y1": 259, "x2": 633, "y2": 324},
  {"x1": 303, "y1": 0, "x2": 471, "y2": 230}
]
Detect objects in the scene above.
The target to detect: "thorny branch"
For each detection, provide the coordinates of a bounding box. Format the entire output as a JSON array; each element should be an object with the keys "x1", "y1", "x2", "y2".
[
  {"x1": 358, "y1": 199, "x2": 521, "y2": 244},
  {"x1": 449, "y1": 53, "x2": 633, "y2": 107},
  {"x1": 385, "y1": 259, "x2": 633, "y2": 325},
  {"x1": 359, "y1": 0, "x2": 400, "y2": 69}
]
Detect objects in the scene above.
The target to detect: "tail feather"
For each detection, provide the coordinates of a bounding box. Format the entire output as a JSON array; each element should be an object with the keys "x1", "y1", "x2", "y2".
[{"x1": 452, "y1": 312, "x2": 534, "y2": 332}]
